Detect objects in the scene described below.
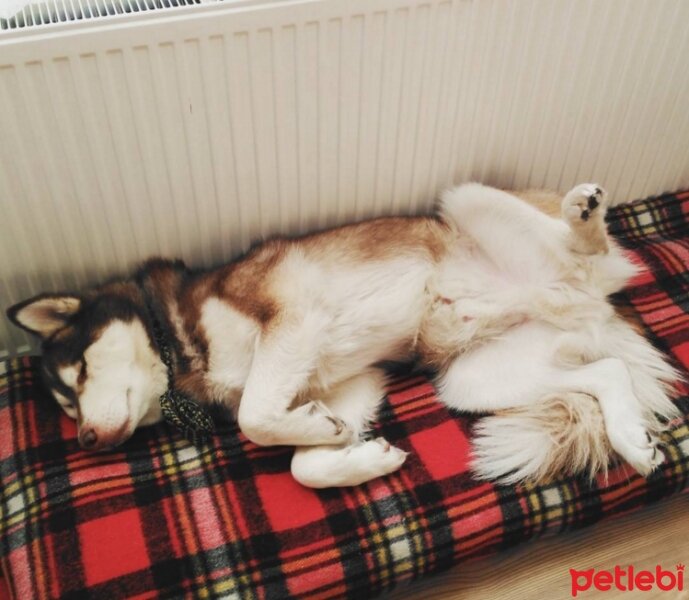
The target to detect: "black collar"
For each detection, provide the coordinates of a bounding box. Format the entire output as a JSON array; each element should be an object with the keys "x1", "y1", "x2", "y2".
[{"x1": 137, "y1": 277, "x2": 214, "y2": 445}]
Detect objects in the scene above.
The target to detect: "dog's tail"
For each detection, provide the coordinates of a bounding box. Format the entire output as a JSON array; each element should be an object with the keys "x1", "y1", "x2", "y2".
[
  {"x1": 470, "y1": 393, "x2": 611, "y2": 485},
  {"x1": 470, "y1": 317, "x2": 681, "y2": 485}
]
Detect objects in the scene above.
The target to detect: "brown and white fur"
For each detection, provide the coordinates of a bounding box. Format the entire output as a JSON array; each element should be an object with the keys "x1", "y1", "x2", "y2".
[{"x1": 7, "y1": 183, "x2": 680, "y2": 488}]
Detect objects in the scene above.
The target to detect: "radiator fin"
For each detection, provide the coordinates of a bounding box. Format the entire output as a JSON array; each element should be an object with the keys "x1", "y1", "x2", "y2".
[{"x1": 0, "y1": 0, "x2": 211, "y2": 30}]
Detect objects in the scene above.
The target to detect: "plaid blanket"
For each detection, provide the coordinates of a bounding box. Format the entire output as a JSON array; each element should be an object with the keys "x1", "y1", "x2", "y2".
[{"x1": 2, "y1": 191, "x2": 689, "y2": 600}]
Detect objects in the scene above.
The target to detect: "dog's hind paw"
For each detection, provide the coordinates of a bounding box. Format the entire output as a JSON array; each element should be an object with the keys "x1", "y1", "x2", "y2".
[
  {"x1": 609, "y1": 421, "x2": 665, "y2": 477},
  {"x1": 562, "y1": 183, "x2": 610, "y2": 254},
  {"x1": 562, "y1": 183, "x2": 608, "y2": 224}
]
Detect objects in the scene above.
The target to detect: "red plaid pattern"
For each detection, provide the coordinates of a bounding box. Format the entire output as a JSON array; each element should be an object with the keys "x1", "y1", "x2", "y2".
[{"x1": 2, "y1": 191, "x2": 689, "y2": 599}]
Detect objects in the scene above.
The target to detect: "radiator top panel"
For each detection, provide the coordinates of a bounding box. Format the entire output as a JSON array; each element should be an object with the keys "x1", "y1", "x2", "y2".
[{"x1": 0, "y1": 0, "x2": 214, "y2": 31}]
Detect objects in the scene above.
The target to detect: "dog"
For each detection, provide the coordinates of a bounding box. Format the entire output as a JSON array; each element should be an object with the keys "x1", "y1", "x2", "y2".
[{"x1": 7, "y1": 183, "x2": 680, "y2": 487}]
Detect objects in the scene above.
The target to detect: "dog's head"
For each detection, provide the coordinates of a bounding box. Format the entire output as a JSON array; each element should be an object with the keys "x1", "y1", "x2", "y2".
[{"x1": 7, "y1": 286, "x2": 167, "y2": 450}]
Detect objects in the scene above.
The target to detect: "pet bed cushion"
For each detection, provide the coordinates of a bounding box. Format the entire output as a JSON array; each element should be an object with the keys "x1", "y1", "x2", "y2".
[{"x1": 2, "y1": 191, "x2": 689, "y2": 600}]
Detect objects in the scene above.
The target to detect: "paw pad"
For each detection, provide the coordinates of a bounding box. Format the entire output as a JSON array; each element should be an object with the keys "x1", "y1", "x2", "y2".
[{"x1": 563, "y1": 183, "x2": 608, "y2": 225}]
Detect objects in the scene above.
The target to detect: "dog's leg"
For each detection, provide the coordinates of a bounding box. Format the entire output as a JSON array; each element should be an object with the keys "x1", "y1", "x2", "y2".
[
  {"x1": 290, "y1": 369, "x2": 407, "y2": 488},
  {"x1": 237, "y1": 311, "x2": 353, "y2": 447},
  {"x1": 441, "y1": 183, "x2": 571, "y2": 277},
  {"x1": 555, "y1": 358, "x2": 663, "y2": 476},
  {"x1": 438, "y1": 321, "x2": 662, "y2": 476},
  {"x1": 471, "y1": 316, "x2": 679, "y2": 484},
  {"x1": 291, "y1": 438, "x2": 408, "y2": 488},
  {"x1": 437, "y1": 321, "x2": 565, "y2": 412},
  {"x1": 441, "y1": 183, "x2": 610, "y2": 277}
]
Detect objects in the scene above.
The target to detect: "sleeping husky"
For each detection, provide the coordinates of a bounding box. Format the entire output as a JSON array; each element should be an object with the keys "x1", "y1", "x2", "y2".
[{"x1": 7, "y1": 184, "x2": 679, "y2": 487}]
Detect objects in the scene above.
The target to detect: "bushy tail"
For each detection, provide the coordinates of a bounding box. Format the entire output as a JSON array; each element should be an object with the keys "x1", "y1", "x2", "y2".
[{"x1": 470, "y1": 393, "x2": 611, "y2": 485}]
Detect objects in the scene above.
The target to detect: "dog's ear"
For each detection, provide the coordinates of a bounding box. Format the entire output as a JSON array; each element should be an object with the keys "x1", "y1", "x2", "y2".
[{"x1": 6, "y1": 294, "x2": 82, "y2": 338}]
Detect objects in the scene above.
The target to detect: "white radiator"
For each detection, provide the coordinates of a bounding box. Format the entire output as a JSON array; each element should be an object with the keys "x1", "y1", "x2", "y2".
[{"x1": 2, "y1": 0, "x2": 689, "y2": 357}]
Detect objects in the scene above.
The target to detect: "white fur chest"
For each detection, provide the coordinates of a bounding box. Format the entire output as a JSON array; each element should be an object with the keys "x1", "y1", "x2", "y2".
[{"x1": 200, "y1": 297, "x2": 260, "y2": 408}]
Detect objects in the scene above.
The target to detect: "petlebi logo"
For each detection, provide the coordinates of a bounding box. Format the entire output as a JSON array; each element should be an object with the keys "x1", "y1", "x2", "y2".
[{"x1": 570, "y1": 563, "x2": 684, "y2": 597}]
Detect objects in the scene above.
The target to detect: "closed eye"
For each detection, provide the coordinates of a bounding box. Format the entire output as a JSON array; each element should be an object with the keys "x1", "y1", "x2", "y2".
[
  {"x1": 52, "y1": 390, "x2": 78, "y2": 420},
  {"x1": 78, "y1": 359, "x2": 87, "y2": 386}
]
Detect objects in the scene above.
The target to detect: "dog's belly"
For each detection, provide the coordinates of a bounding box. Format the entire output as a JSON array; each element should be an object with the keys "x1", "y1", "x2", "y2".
[
  {"x1": 432, "y1": 238, "x2": 532, "y2": 300},
  {"x1": 419, "y1": 238, "x2": 615, "y2": 367},
  {"x1": 307, "y1": 257, "x2": 433, "y2": 388}
]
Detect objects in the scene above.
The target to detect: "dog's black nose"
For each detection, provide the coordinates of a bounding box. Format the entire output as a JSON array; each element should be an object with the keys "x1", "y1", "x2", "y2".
[{"x1": 80, "y1": 428, "x2": 98, "y2": 449}]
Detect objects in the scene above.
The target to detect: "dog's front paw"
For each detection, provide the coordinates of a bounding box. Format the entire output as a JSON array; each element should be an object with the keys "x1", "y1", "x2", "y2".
[
  {"x1": 302, "y1": 400, "x2": 353, "y2": 443},
  {"x1": 348, "y1": 438, "x2": 408, "y2": 476},
  {"x1": 562, "y1": 183, "x2": 608, "y2": 224},
  {"x1": 608, "y1": 421, "x2": 664, "y2": 477}
]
